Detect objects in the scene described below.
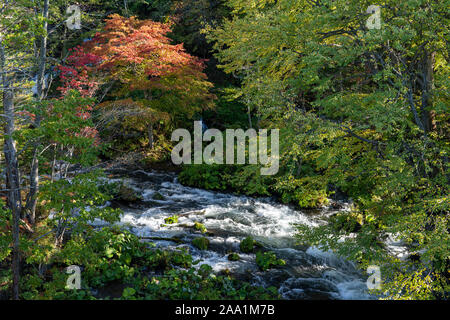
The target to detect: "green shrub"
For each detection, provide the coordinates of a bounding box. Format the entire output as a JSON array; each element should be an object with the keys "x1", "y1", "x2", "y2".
[
  {"x1": 146, "y1": 248, "x2": 193, "y2": 270},
  {"x1": 152, "y1": 192, "x2": 165, "y2": 200},
  {"x1": 16, "y1": 224, "x2": 278, "y2": 300},
  {"x1": 179, "y1": 164, "x2": 234, "y2": 191},
  {"x1": 240, "y1": 236, "x2": 261, "y2": 253},
  {"x1": 193, "y1": 222, "x2": 207, "y2": 233},
  {"x1": 255, "y1": 251, "x2": 286, "y2": 271},
  {"x1": 227, "y1": 253, "x2": 240, "y2": 261},
  {"x1": 122, "y1": 287, "x2": 136, "y2": 299},
  {"x1": 192, "y1": 237, "x2": 210, "y2": 250},
  {"x1": 164, "y1": 215, "x2": 179, "y2": 225}
]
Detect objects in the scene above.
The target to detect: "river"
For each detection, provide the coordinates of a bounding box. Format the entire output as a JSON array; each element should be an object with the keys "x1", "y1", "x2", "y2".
[{"x1": 96, "y1": 169, "x2": 373, "y2": 300}]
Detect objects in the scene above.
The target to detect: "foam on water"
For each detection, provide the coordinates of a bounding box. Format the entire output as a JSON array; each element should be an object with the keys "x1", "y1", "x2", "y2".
[{"x1": 385, "y1": 233, "x2": 409, "y2": 260}]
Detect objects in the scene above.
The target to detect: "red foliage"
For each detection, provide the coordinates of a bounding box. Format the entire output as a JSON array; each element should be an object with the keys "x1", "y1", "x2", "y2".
[
  {"x1": 57, "y1": 46, "x2": 101, "y2": 97},
  {"x1": 76, "y1": 126, "x2": 101, "y2": 147},
  {"x1": 56, "y1": 14, "x2": 214, "y2": 147},
  {"x1": 58, "y1": 14, "x2": 209, "y2": 96}
]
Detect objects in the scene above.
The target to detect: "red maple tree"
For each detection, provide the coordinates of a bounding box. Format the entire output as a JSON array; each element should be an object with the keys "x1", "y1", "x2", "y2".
[{"x1": 57, "y1": 14, "x2": 215, "y2": 146}]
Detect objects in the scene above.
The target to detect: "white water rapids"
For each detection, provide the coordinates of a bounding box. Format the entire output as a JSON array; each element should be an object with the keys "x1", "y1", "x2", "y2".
[{"x1": 97, "y1": 169, "x2": 374, "y2": 300}]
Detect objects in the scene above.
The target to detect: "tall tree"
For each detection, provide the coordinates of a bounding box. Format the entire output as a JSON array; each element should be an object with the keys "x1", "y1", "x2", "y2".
[
  {"x1": 0, "y1": 0, "x2": 40, "y2": 299},
  {"x1": 26, "y1": 0, "x2": 49, "y2": 225}
]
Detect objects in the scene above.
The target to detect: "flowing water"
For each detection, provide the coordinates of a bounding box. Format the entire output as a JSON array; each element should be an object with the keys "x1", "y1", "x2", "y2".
[{"x1": 98, "y1": 169, "x2": 373, "y2": 300}]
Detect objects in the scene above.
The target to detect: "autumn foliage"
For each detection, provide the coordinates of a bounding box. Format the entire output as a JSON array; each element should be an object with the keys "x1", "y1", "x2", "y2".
[{"x1": 58, "y1": 14, "x2": 215, "y2": 117}]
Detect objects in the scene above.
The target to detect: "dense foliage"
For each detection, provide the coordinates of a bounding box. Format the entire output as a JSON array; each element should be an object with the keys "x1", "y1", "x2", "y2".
[
  {"x1": 0, "y1": 0, "x2": 448, "y2": 301},
  {"x1": 58, "y1": 14, "x2": 215, "y2": 154},
  {"x1": 18, "y1": 225, "x2": 278, "y2": 300},
  {"x1": 198, "y1": 0, "x2": 449, "y2": 299}
]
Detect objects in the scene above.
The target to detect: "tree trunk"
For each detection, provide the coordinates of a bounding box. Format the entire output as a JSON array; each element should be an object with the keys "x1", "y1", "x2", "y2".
[
  {"x1": 36, "y1": 0, "x2": 48, "y2": 102},
  {"x1": 26, "y1": 0, "x2": 49, "y2": 225},
  {"x1": 247, "y1": 104, "x2": 252, "y2": 129},
  {"x1": 123, "y1": 0, "x2": 129, "y2": 16},
  {"x1": 148, "y1": 123, "x2": 154, "y2": 149},
  {"x1": 1, "y1": 44, "x2": 22, "y2": 300},
  {"x1": 421, "y1": 51, "x2": 436, "y2": 133},
  {"x1": 26, "y1": 148, "x2": 39, "y2": 224},
  {"x1": 3, "y1": 89, "x2": 21, "y2": 301}
]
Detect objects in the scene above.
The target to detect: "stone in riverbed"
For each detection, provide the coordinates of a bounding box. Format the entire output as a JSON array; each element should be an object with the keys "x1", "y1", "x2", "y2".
[
  {"x1": 152, "y1": 192, "x2": 165, "y2": 200},
  {"x1": 117, "y1": 184, "x2": 142, "y2": 202}
]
